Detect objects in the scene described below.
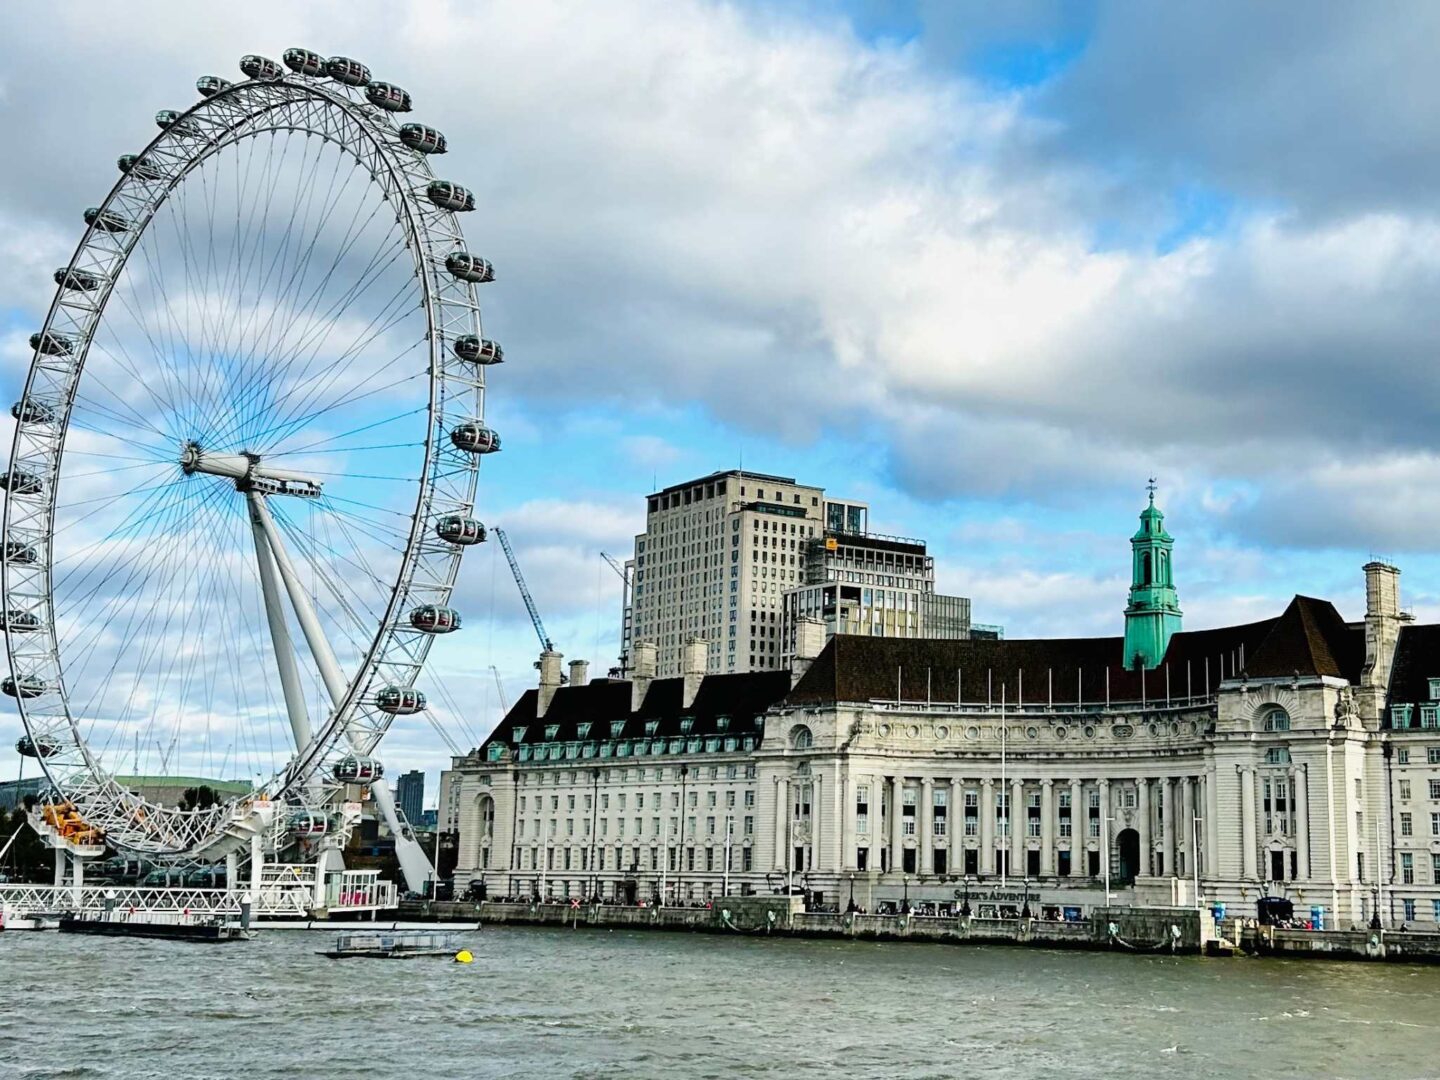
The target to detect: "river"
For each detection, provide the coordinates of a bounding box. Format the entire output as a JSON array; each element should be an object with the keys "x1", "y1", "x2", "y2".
[{"x1": 1, "y1": 927, "x2": 1436, "y2": 1079}]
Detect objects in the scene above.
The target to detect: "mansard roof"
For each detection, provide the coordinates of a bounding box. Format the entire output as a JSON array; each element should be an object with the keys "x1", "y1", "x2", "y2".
[
  {"x1": 787, "y1": 612, "x2": 1290, "y2": 707},
  {"x1": 1243, "y1": 595, "x2": 1363, "y2": 681},
  {"x1": 1384, "y1": 623, "x2": 1440, "y2": 720},
  {"x1": 478, "y1": 670, "x2": 793, "y2": 752}
]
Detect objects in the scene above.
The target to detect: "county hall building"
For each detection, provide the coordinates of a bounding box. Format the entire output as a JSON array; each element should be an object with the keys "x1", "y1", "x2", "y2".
[{"x1": 450, "y1": 493, "x2": 1440, "y2": 929}]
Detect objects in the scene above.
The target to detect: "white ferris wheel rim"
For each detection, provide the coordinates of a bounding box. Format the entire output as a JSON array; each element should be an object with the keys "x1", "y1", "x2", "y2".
[{"x1": 1, "y1": 57, "x2": 490, "y2": 858}]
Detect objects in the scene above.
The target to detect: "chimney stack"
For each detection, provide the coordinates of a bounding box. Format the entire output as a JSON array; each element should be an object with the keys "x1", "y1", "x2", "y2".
[
  {"x1": 537, "y1": 648, "x2": 564, "y2": 715},
  {"x1": 631, "y1": 641, "x2": 658, "y2": 712},
  {"x1": 568, "y1": 659, "x2": 589, "y2": 688},
  {"x1": 790, "y1": 617, "x2": 826, "y2": 685},
  {"x1": 682, "y1": 636, "x2": 708, "y2": 709},
  {"x1": 1359, "y1": 560, "x2": 1403, "y2": 723}
]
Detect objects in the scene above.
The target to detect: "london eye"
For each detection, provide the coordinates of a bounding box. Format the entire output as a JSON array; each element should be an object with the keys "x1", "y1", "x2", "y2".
[{"x1": 1, "y1": 49, "x2": 499, "y2": 891}]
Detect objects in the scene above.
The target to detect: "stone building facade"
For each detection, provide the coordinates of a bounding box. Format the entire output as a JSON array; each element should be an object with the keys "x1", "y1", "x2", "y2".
[{"x1": 452, "y1": 497, "x2": 1440, "y2": 929}]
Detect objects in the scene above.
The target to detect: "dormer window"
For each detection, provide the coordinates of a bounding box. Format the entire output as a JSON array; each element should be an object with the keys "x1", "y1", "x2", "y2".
[
  {"x1": 544, "y1": 724, "x2": 560, "y2": 740},
  {"x1": 644, "y1": 720, "x2": 659, "y2": 736},
  {"x1": 1421, "y1": 706, "x2": 1439, "y2": 730},
  {"x1": 679, "y1": 717, "x2": 694, "y2": 734},
  {"x1": 1429, "y1": 678, "x2": 1440, "y2": 701},
  {"x1": 576, "y1": 723, "x2": 592, "y2": 740},
  {"x1": 511, "y1": 726, "x2": 527, "y2": 743},
  {"x1": 609, "y1": 720, "x2": 626, "y2": 738},
  {"x1": 715, "y1": 716, "x2": 730, "y2": 732},
  {"x1": 1392, "y1": 704, "x2": 1414, "y2": 729}
]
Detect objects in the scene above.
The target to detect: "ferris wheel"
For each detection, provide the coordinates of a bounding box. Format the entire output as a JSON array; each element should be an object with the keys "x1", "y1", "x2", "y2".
[{"x1": 1, "y1": 49, "x2": 499, "y2": 890}]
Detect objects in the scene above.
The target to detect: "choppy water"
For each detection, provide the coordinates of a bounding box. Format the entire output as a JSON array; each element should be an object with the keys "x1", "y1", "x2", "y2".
[{"x1": 1, "y1": 926, "x2": 1438, "y2": 1079}]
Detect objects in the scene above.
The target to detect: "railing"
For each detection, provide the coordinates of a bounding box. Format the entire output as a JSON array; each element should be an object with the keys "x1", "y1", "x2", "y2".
[{"x1": 0, "y1": 873, "x2": 397, "y2": 920}]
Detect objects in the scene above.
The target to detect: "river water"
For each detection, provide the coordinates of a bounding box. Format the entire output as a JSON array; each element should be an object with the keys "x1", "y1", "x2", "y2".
[{"x1": 1, "y1": 927, "x2": 1437, "y2": 1079}]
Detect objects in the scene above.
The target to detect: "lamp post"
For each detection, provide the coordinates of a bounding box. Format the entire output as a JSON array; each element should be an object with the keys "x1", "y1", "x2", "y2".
[
  {"x1": 1369, "y1": 882, "x2": 1382, "y2": 930},
  {"x1": 961, "y1": 874, "x2": 974, "y2": 917},
  {"x1": 847, "y1": 872, "x2": 857, "y2": 913},
  {"x1": 1020, "y1": 875, "x2": 1032, "y2": 920},
  {"x1": 1192, "y1": 814, "x2": 1204, "y2": 910},
  {"x1": 1102, "y1": 813, "x2": 1112, "y2": 909},
  {"x1": 901, "y1": 874, "x2": 911, "y2": 914},
  {"x1": 723, "y1": 815, "x2": 733, "y2": 898}
]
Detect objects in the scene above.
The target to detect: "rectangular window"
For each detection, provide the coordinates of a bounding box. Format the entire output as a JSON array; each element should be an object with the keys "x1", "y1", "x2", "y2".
[
  {"x1": 1429, "y1": 748, "x2": 1440, "y2": 765},
  {"x1": 1430, "y1": 780, "x2": 1440, "y2": 799},
  {"x1": 1398, "y1": 749, "x2": 1410, "y2": 764},
  {"x1": 742, "y1": 847, "x2": 753, "y2": 872},
  {"x1": 1432, "y1": 813, "x2": 1440, "y2": 837},
  {"x1": 1400, "y1": 780, "x2": 1412, "y2": 800},
  {"x1": 1401, "y1": 812, "x2": 1413, "y2": 837},
  {"x1": 1403, "y1": 898, "x2": 1416, "y2": 922}
]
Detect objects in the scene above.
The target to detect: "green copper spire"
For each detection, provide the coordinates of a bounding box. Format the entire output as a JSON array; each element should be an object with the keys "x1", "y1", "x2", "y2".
[{"x1": 1123, "y1": 480, "x2": 1182, "y2": 670}]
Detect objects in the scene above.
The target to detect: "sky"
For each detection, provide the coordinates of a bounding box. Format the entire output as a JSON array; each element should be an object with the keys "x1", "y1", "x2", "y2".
[{"x1": 4, "y1": 1, "x2": 1440, "y2": 802}]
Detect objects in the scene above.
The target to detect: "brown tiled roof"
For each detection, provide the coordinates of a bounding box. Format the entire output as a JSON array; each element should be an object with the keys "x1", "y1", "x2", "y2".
[
  {"x1": 1244, "y1": 595, "x2": 1363, "y2": 680},
  {"x1": 477, "y1": 670, "x2": 793, "y2": 752},
  {"x1": 1385, "y1": 623, "x2": 1440, "y2": 721}
]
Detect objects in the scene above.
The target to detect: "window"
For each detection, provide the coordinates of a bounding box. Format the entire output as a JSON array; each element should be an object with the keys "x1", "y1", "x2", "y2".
[
  {"x1": 1432, "y1": 812, "x2": 1440, "y2": 837},
  {"x1": 1262, "y1": 708, "x2": 1291, "y2": 732},
  {"x1": 1400, "y1": 780, "x2": 1411, "y2": 800},
  {"x1": 1424, "y1": 706, "x2": 1440, "y2": 730},
  {"x1": 1429, "y1": 677, "x2": 1440, "y2": 700},
  {"x1": 1404, "y1": 898, "x2": 1416, "y2": 922},
  {"x1": 1398, "y1": 749, "x2": 1410, "y2": 764},
  {"x1": 1401, "y1": 812, "x2": 1413, "y2": 837},
  {"x1": 1393, "y1": 705, "x2": 1415, "y2": 729},
  {"x1": 1429, "y1": 748, "x2": 1440, "y2": 765},
  {"x1": 1429, "y1": 781, "x2": 1440, "y2": 799},
  {"x1": 744, "y1": 815, "x2": 754, "y2": 835},
  {"x1": 1264, "y1": 747, "x2": 1291, "y2": 765}
]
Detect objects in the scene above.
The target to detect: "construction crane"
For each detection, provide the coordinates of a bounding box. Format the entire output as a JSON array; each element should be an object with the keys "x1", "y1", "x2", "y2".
[
  {"x1": 600, "y1": 552, "x2": 633, "y2": 677},
  {"x1": 494, "y1": 527, "x2": 553, "y2": 652},
  {"x1": 489, "y1": 664, "x2": 509, "y2": 713}
]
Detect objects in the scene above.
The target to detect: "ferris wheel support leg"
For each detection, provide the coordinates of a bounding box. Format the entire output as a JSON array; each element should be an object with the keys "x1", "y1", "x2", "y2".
[
  {"x1": 247, "y1": 492, "x2": 347, "y2": 705},
  {"x1": 250, "y1": 829, "x2": 265, "y2": 891},
  {"x1": 247, "y1": 495, "x2": 314, "y2": 755},
  {"x1": 250, "y1": 492, "x2": 435, "y2": 896},
  {"x1": 53, "y1": 848, "x2": 64, "y2": 888}
]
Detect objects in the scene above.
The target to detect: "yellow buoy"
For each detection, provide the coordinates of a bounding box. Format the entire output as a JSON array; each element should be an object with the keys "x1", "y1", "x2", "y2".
[{"x1": 454, "y1": 949, "x2": 474, "y2": 964}]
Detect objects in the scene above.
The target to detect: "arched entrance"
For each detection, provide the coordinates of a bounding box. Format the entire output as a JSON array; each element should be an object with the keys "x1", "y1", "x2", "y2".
[{"x1": 1116, "y1": 828, "x2": 1141, "y2": 882}]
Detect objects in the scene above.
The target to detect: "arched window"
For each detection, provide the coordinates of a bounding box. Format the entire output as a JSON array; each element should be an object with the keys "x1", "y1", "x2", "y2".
[
  {"x1": 478, "y1": 795, "x2": 495, "y2": 838},
  {"x1": 1262, "y1": 708, "x2": 1291, "y2": 732},
  {"x1": 789, "y1": 724, "x2": 813, "y2": 750},
  {"x1": 1141, "y1": 551, "x2": 1152, "y2": 585}
]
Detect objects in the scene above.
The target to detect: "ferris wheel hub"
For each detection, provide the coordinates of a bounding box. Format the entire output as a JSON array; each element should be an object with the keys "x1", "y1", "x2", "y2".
[{"x1": 180, "y1": 442, "x2": 323, "y2": 497}]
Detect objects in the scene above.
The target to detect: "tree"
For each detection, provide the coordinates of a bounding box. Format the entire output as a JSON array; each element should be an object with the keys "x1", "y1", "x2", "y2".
[{"x1": 179, "y1": 785, "x2": 220, "y2": 811}]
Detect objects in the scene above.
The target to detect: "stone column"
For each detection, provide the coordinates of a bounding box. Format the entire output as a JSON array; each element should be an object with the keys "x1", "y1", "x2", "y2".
[
  {"x1": 1180, "y1": 776, "x2": 1195, "y2": 879},
  {"x1": 980, "y1": 778, "x2": 995, "y2": 875},
  {"x1": 1040, "y1": 779, "x2": 1055, "y2": 876},
  {"x1": 1294, "y1": 765, "x2": 1310, "y2": 880},
  {"x1": 1204, "y1": 773, "x2": 1219, "y2": 879},
  {"x1": 1239, "y1": 767, "x2": 1257, "y2": 880},
  {"x1": 890, "y1": 776, "x2": 904, "y2": 875},
  {"x1": 1161, "y1": 777, "x2": 1176, "y2": 878},
  {"x1": 920, "y1": 777, "x2": 934, "y2": 875},
  {"x1": 774, "y1": 776, "x2": 789, "y2": 871},
  {"x1": 1069, "y1": 779, "x2": 1085, "y2": 877},
  {"x1": 1098, "y1": 778, "x2": 1112, "y2": 880},
  {"x1": 1136, "y1": 778, "x2": 1151, "y2": 877},
  {"x1": 1010, "y1": 779, "x2": 1024, "y2": 876},
  {"x1": 811, "y1": 774, "x2": 822, "y2": 873},
  {"x1": 950, "y1": 776, "x2": 964, "y2": 870},
  {"x1": 842, "y1": 773, "x2": 858, "y2": 872}
]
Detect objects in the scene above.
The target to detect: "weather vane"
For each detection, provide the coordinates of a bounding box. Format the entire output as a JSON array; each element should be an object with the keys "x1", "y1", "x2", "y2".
[{"x1": 1146, "y1": 477, "x2": 1158, "y2": 501}]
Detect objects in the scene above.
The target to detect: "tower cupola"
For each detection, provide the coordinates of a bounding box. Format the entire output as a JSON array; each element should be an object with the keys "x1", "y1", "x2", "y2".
[{"x1": 1122, "y1": 481, "x2": 1182, "y2": 670}]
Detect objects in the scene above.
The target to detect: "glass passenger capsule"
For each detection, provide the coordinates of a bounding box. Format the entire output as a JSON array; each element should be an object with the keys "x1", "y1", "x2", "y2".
[
  {"x1": 0, "y1": 469, "x2": 43, "y2": 496},
  {"x1": 287, "y1": 810, "x2": 330, "y2": 837},
  {"x1": 2, "y1": 609, "x2": 41, "y2": 633},
  {"x1": 154, "y1": 110, "x2": 199, "y2": 136},
  {"x1": 376, "y1": 686, "x2": 427, "y2": 715},
  {"x1": 196, "y1": 74, "x2": 232, "y2": 97},
  {"x1": 3, "y1": 675, "x2": 48, "y2": 699},
  {"x1": 16, "y1": 733, "x2": 60, "y2": 758},
  {"x1": 12, "y1": 399, "x2": 56, "y2": 424},
  {"x1": 54, "y1": 266, "x2": 101, "y2": 291},
  {"x1": 29, "y1": 331, "x2": 72, "y2": 356},
  {"x1": 283, "y1": 48, "x2": 326, "y2": 76},
  {"x1": 333, "y1": 754, "x2": 384, "y2": 782},
  {"x1": 435, "y1": 515, "x2": 487, "y2": 545},
  {"x1": 325, "y1": 56, "x2": 371, "y2": 86},
  {"x1": 240, "y1": 54, "x2": 284, "y2": 80},
  {"x1": 426, "y1": 181, "x2": 475, "y2": 212},
  {"x1": 453, "y1": 336, "x2": 503, "y2": 365},
  {"x1": 449, "y1": 422, "x2": 500, "y2": 455},
  {"x1": 399, "y1": 123, "x2": 447, "y2": 154},
  {"x1": 365, "y1": 81, "x2": 412, "y2": 112},
  {"x1": 85, "y1": 207, "x2": 131, "y2": 232},
  {"x1": 117, "y1": 154, "x2": 164, "y2": 181},
  {"x1": 410, "y1": 605, "x2": 462, "y2": 633},
  {"x1": 4, "y1": 540, "x2": 39, "y2": 565},
  {"x1": 445, "y1": 251, "x2": 493, "y2": 283}
]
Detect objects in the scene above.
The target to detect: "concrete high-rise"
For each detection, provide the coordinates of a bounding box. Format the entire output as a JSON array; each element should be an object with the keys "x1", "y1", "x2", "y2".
[
  {"x1": 396, "y1": 769, "x2": 425, "y2": 825},
  {"x1": 624, "y1": 470, "x2": 870, "y2": 677}
]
